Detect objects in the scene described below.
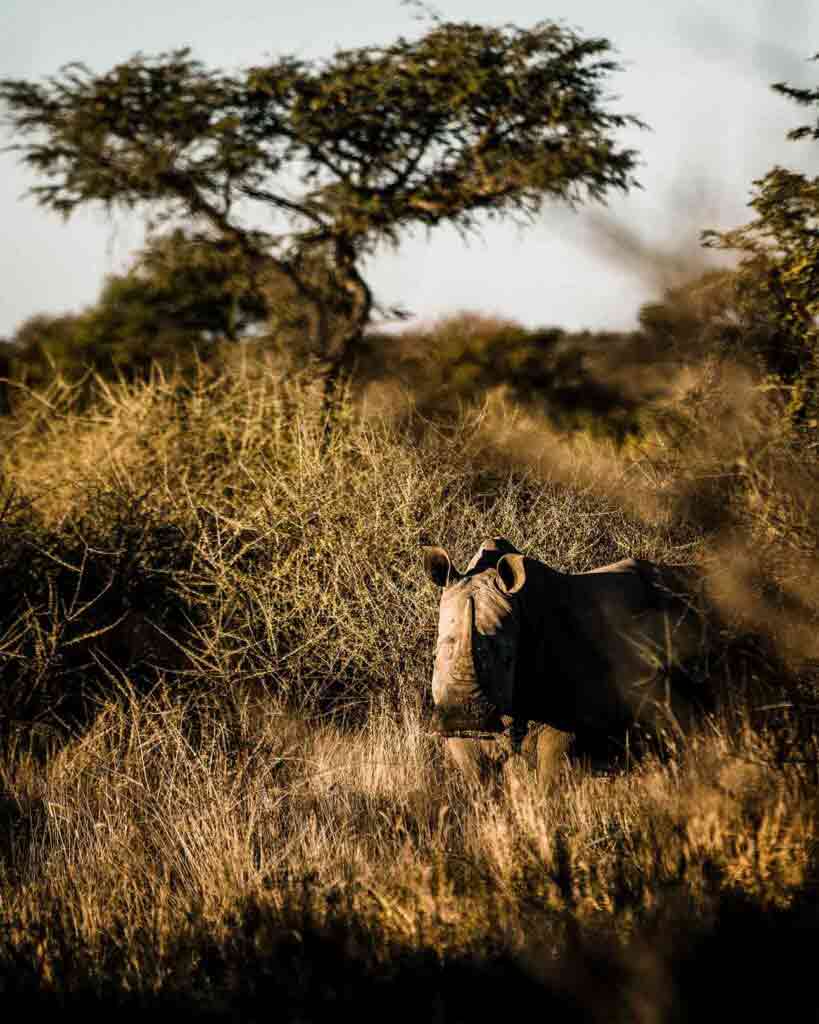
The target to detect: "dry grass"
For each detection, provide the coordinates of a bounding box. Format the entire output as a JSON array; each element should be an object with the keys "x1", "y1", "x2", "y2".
[
  {"x1": 1, "y1": 686, "x2": 816, "y2": 1018},
  {"x1": 1, "y1": 349, "x2": 819, "y2": 1019}
]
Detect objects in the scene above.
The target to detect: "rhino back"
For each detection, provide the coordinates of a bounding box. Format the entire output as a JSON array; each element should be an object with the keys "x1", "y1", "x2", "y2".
[{"x1": 512, "y1": 557, "x2": 678, "y2": 734}]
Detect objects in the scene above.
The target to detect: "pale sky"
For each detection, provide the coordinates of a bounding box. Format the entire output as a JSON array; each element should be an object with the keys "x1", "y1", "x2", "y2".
[{"x1": 1, "y1": 0, "x2": 817, "y2": 338}]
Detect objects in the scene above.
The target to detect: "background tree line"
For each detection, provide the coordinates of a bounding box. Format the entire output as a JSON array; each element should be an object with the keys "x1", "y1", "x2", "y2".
[{"x1": 0, "y1": 24, "x2": 816, "y2": 446}]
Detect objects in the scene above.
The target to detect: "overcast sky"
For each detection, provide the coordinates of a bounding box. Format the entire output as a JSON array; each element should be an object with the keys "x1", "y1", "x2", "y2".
[{"x1": 1, "y1": 0, "x2": 817, "y2": 338}]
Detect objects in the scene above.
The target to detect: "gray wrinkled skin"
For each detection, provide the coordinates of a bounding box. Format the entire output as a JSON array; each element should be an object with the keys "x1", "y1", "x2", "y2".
[
  {"x1": 423, "y1": 536, "x2": 700, "y2": 783},
  {"x1": 432, "y1": 570, "x2": 518, "y2": 732}
]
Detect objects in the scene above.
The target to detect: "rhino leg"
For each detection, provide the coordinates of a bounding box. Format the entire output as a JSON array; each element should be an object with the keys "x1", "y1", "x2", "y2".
[
  {"x1": 445, "y1": 727, "x2": 573, "y2": 787},
  {"x1": 520, "y1": 725, "x2": 574, "y2": 785},
  {"x1": 445, "y1": 737, "x2": 506, "y2": 784}
]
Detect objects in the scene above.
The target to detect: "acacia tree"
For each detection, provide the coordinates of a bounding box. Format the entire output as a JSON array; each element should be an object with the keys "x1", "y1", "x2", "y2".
[
  {"x1": 1, "y1": 18, "x2": 641, "y2": 401},
  {"x1": 703, "y1": 56, "x2": 819, "y2": 438}
]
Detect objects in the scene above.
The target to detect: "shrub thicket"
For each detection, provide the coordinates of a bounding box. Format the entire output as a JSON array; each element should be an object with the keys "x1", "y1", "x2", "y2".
[{"x1": 0, "y1": 353, "x2": 817, "y2": 1021}]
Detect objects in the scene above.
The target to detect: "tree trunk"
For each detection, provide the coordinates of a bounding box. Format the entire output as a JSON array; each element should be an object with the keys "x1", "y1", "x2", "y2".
[
  {"x1": 319, "y1": 341, "x2": 358, "y2": 450},
  {"x1": 318, "y1": 248, "x2": 372, "y2": 450}
]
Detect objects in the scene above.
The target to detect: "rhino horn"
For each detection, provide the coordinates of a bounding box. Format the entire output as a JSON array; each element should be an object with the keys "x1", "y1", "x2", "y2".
[
  {"x1": 432, "y1": 595, "x2": 503, "y2": 736},
  {"x1": 445, "y1": 595, "x2": 477, "y2": 695},
  {"x1": 457, "y1": 593, "x2": 474, "y2": 653}
]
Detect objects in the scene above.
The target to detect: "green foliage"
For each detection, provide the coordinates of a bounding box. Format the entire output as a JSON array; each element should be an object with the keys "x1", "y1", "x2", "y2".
[
  {"x1": 135, "y1": 229, "x2": 269, "y2": 342},
  {"x1": 9, "y1": 313, "x2": 89, "y2": 386},
  {"x1": 363, "y1": 312, "x2": 659, "y2": 442},
  {"x1": 76, "y1": 271, "x2": 219, "y2": 374},
  {"x1": 7, "y1": 229, "x2": 278, "y2": 386},
  {"x1": 637, "y1": 270, "x2": 743, "y2": 356},
  {"x1": 703, "y1": 56, "x2": 819, "y2": 440},
  {"x1": 637, "y1": 266, "x2": 818, "y2": 401},
  {"x1": 1, "y1": 19, "x2": 642, "y2": 373}
]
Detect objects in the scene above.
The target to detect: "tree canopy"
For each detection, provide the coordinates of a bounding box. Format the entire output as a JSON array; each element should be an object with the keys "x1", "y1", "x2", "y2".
[
  {"x1": 1, "y1": 18, "x2": 641, "y2": 386},
  {"x1": 703, "y1": 55, "x2": 819, "y2": 439}
]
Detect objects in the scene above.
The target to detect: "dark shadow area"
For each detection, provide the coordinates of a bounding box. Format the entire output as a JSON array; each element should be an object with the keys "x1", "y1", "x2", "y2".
[
  {"x1": 1, "y1": 890, "x2": 818, "y2": 1022},
  {"x1": 0, "y1": 496, "x2": 197, "y2": 744}
]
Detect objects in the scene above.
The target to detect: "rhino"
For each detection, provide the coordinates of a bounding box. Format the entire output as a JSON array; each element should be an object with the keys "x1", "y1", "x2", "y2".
[{"x1": 422, "y1": 537, "x2": 702, "y2": 783}]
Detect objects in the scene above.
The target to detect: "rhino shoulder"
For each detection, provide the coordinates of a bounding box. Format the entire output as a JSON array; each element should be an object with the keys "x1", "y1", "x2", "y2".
[{"x1": 578, "y1": 557, "x2": 642, "y2": 577}]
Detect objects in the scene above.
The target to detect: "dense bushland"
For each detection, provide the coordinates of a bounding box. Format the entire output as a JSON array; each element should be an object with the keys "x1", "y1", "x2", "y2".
[
  {"x1": 1, "y1": 350, "x2": 818, "y2": 1019},
  {"x1": 2, "y1": 20, "x2": 818, "y2": 1019}
]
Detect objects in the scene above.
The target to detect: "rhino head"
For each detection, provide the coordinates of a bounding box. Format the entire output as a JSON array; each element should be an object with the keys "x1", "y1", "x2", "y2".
[{"x1": 422, "y1": 537, "x2": 528, "y2": 736}]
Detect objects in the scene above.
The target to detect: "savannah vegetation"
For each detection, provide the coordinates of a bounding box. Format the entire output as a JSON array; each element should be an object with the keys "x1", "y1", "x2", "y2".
[
  {"x1": 0, "y1": 15, "x2": 818, "y2": 1022},
  {"x1": 0, "y1": 12, "x2": 640, "y2": 405}
]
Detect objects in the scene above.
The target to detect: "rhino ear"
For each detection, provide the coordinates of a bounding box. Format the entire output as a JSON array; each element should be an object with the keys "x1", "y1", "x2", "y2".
[
  {"x1": 496, "y1": 553, "x2": 526, "y2": 595},
  {"x1": 422, "y1": 546, "x2": 460, "y2": 587}
]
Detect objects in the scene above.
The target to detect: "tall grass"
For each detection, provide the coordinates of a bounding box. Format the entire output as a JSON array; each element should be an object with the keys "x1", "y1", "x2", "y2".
[{"x1": 1, "y1": 349, "x2": 818, "y2": 1018}]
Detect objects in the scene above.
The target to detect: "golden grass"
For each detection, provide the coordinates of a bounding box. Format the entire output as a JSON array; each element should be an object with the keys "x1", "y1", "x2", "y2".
[
  {"x1": 1, "y1": 685, "x2": 815, "y2": 1015},
  {"x1": 1, "y1": 350, "x2": 818, "y2": 1017}
]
